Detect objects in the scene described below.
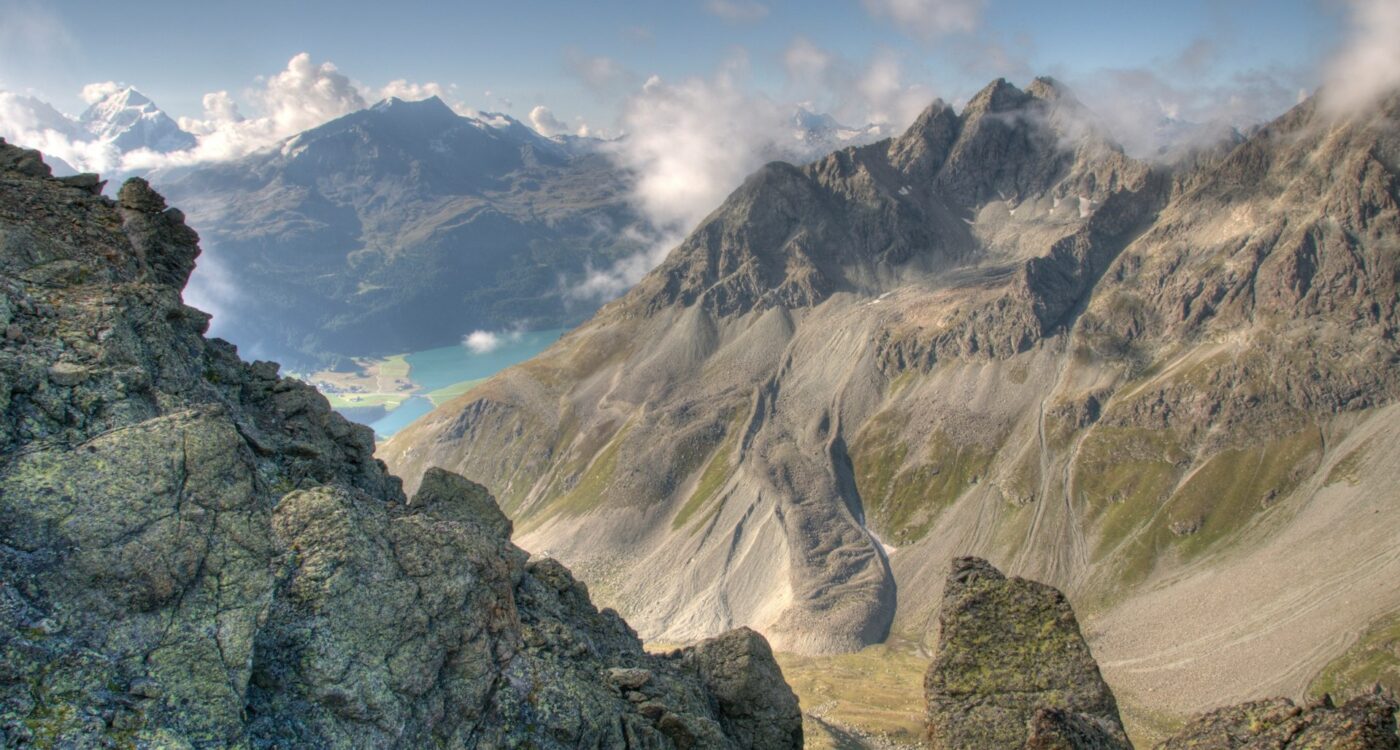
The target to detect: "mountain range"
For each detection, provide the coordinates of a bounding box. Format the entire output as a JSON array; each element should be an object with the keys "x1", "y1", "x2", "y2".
[
  {"x1": 149, "y1": 97, "x2": 896, "y2": 368},
  {"x1": 2, "y1": 84, "x2": 1396, "y2": 747},
  {"x1": 3, "y1": 84, "x2": 1225, "y2": 375},
  {"x1": 382, "y1": 76, "x2": 1400, "y2": 736}
]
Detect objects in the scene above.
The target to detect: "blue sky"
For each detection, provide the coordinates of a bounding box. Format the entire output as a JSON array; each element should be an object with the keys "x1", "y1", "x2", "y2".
[{"x1": 0, "y1": 0, "x2": 1343, "y2": 131}]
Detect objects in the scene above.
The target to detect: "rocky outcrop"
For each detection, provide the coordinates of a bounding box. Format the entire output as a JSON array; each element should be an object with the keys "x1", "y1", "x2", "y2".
[
  {"x1": 681, "y1": 627, "x2": 804, "y2": 749},
  {"x1": 1158, "y1": 692, "x2": 1399, "y2": 750},
  {"x1": 0, "y1": 140, "x2": 800, "y2": 748},
  {"x1": 924, "y1": 557, "x2": 1130, "y2": 750},
  {"x1": 921, "y1": 557, "x2": 1400, "y2": 749}
]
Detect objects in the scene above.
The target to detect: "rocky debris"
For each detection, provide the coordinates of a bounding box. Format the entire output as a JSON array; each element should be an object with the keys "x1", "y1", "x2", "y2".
[
  {"x1": 0, "y1": 140, "x2": 801, "y2": 748},
  {"x1": 1157, "y1": 691, "x2": 1400, "y2": 749},
  {"x1": 924, "y1": 557, "x2": 1130, "y2": 750}
]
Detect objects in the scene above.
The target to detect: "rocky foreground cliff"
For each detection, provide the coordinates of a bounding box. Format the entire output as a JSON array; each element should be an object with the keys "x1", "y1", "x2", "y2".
[
  {"x1": 383, "y1": 77, "x2": 1400, "y2": 730},
  {"x1": 0, "y1": 139, "x2": 802, "y2": 748}
]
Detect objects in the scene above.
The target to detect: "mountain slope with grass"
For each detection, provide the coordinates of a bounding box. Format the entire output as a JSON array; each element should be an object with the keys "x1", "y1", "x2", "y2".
[{"x1": 383, "y1": 77, "x2": 1400, "y2": 735}]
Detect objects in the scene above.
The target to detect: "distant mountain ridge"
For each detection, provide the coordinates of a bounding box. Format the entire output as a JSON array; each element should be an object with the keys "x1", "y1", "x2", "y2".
[{"x1": 153, "y1": 96, "x2": 647, "y2": 367}]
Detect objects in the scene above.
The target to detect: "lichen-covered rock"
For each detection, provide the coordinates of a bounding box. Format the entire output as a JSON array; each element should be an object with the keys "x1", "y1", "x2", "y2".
[
  {"x1": 0, "y1": 141, "x2": 801, "y2": 748},
  {"x1": 924, "y1": 557, "x2": 1129, "y2": 750},
  {"x1": 1156, "y1": 691, "x2": 1400, "y2": 750}
]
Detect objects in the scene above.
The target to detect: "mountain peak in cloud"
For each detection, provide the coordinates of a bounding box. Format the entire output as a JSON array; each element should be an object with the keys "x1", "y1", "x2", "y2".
[{"x1": 79, "y1": 85, "x2": 195, "y2": 154}]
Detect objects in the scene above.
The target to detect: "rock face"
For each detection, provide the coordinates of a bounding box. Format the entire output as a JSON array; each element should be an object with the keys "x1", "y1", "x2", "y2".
[
  {"x1": 1157, "y1": 693, "x2": 1399, "y2": 750},
  {"x1": 0, "y1": 141, "x2": 800, "y2": 747},
  {"x1": 924, "y1": 557, "x2": 1130, "y2": 750},
  {"x1": 382, "y1": 77, "x2": 1400, "y2": 724}
]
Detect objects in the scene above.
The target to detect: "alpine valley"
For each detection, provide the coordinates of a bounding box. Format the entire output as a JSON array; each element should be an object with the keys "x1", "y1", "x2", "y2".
[{"x1": 382, "y1": 77, "x2": 1400, "y2": 741}]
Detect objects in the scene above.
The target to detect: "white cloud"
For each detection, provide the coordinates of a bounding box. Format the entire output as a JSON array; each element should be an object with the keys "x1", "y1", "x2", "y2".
[
  {"x1": 705, "y1": 0, "x2": 770, "y2": 23},
  {"x1": 529, "y1": 105, "x2": 567, "y2": 136},
  {"x1": 782, "y1": 39, "x2": 935, "y2": 129},
  {"x1": 80, "y1": 81, "x2": 122, "y2": 105},
  {"x1": 0, "y1": 91, "x2": 121, "y2": 174},
  {"x1": 462, "y1": 328, "x2": 525, "y2": 354},
  {"x1": 258, "y1": 53, "x2": 366, "y2": 135},
  {"x1": 783, "y1": 37, "x2": 834, "y2": 84},
  {"x1": 7, "y1": 53, "x2": 460, "y2": 175},
  {"x1": 566, "y1": 59, "x2": 793, "y2": 299},
  {"x1": 463, "y1": 330, "x2": 503, "y2": 353},
  {"x1": 1069, "y1": 66, "x2": 1305, "y2": 159},
  {"x1": 565, "y1": 45, "x2": 933, "y2": 300},
  {"x1": 153, "y1": 53, "x2": 368, "y2": 166},
  {"x1": 610, "y1": 60, "x2": 792, "y2": 235},
  {"x1": 860, "y1": 0, "x2": 984, "y2": 40},
  {"x1": 198, "y1": 90, "x2": 242, "y2": 123},
  {"x1": 1320, "y1": 0, "x2": 1400, "y2": 116},
  {"x1": 854, "y1": 49, "x2": 938, "y2": 127},
  {"x1": 378, "y1": 79, "x2": 449, "y2": 102},
  {"x1": 182, "y1": 246, "x2": 240, "y2": 333}
]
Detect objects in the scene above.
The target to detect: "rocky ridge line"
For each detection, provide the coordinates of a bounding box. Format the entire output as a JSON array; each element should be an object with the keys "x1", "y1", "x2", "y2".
[{"x1": 0, "y1": 137, "x2": 801, "y2": 748}]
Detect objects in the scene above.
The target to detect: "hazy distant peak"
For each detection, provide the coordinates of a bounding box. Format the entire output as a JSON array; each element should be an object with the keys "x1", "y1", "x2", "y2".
[
  {"x1": 0, "y1": 91, "x2": 84, "y2": 140},
  {"x1": 792, "y1": 107, "x2": 842, "y2": 132}
]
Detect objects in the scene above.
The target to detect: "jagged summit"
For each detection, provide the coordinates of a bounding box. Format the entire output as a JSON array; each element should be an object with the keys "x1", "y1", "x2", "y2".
[{"x1": 619, "y1": 77, "x2": 1150, "y2": 321}]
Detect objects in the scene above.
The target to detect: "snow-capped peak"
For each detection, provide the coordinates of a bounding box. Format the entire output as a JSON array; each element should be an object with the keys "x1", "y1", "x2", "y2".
[{"x1": 79, "y1": 87, "x2": 195, "y2": 154}]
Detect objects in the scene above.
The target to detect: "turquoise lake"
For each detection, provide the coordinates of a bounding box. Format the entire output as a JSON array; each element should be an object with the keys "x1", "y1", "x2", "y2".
[{"x1": 335, "y1": 328, "x2": 565, "y2": 440}]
